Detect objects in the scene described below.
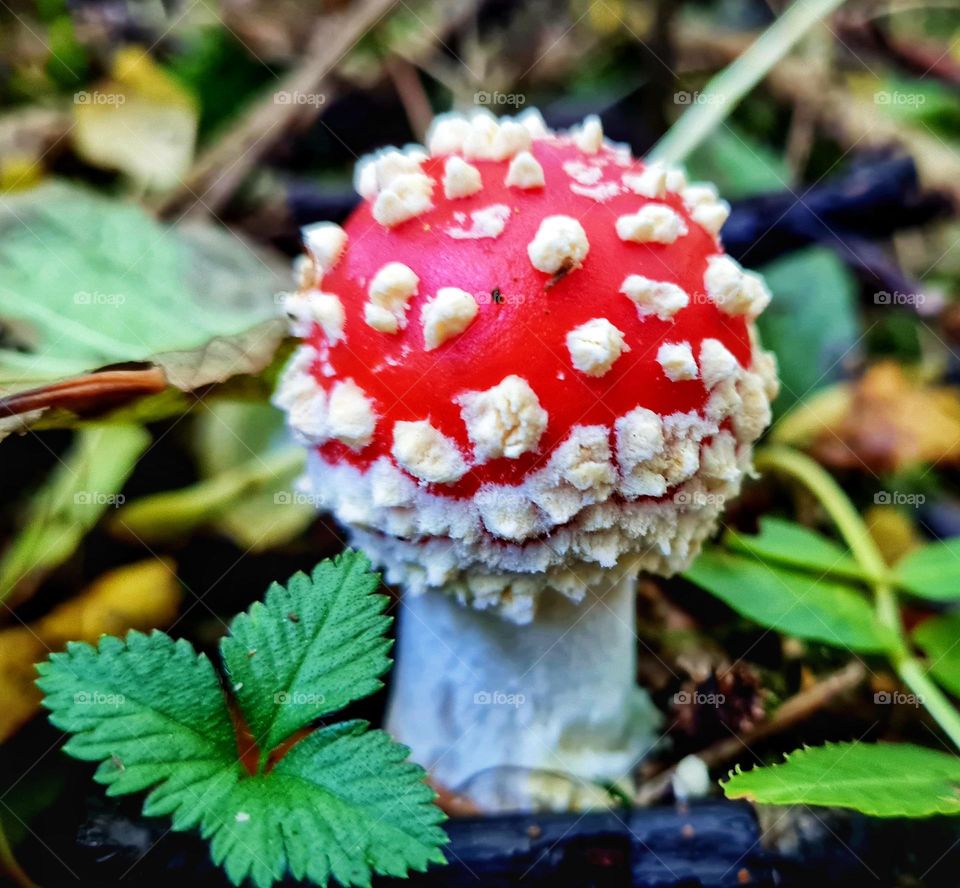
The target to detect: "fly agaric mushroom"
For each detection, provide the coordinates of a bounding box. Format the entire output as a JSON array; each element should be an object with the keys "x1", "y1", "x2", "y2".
[{"x1": 274, "y1": 109, "x2": 778, "y2": 806}]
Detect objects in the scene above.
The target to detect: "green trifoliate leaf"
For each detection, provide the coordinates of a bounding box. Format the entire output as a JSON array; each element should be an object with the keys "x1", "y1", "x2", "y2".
[
  {"x1": 726, "y1": 517, "x2": 866, "y2": 583},
  {"x1": 36, "y1": 632, "x2": 242, "y2": 829},
  {"x1": 37, "y1": 551, "x2": 446, "y2": 888},
  {"x1": 207, "y1": 722, "x2": 446, "y2": 888},
  {"x1": 722, "y1": 742, "x2": 960, "y2": 817},
  {"x1": 913, "y1": 614, "x2": 960, "y2": 697},
  {"x1": 685, "y1": 549, "x2": 894, "y2": 652},
  {"x1": 894, "y1": 539, "x2": 960, "y2": 601},
  {"x1": 222, "y1": 551, "x2": 392, "y2": 752}
]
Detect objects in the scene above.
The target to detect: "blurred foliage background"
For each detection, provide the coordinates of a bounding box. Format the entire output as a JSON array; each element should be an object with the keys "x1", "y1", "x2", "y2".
[{"x1": 2, "y1": 0, "x2": 960, "y2": 884}]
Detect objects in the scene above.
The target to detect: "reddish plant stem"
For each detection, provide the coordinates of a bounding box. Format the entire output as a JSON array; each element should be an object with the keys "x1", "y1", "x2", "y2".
[{"x1": 0, "y1": 368, "x2": 168, "y2": 417}]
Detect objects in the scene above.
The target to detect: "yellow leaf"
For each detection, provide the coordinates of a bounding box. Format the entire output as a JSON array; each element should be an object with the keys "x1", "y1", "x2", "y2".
[
  {"x1": 771, "y1": 383, "x2": 852, "y2": 448},
  {"x1": 804, "y1": 362, "x2": 960, "y2": 472},
  {"x1": 0, "y1": 559, "x2": 181, "y2": 741},
  {"x1": 72, "y1": 47, "x2": 197, "y2": 191},
  {"x1": 111, "y1": 47, "x2": 196, "y2": 107},
  {"x1": 574, "y1": 0, "x2": 650, "y2": 35},
  {"x1": 0, "y1": 155, "x2": 43, "y2": 193},
  {"x1": 585, "y1": 0, "x2": 625, "y2": 33},
  {"x1": 866, "y1": 506, "x2": 922, "y2": 567},
  {"x1": 0, "y1": 634, "x2": 44, "y2": 747}
]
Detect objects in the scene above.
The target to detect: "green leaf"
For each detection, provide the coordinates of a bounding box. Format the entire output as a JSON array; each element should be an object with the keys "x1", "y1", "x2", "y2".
[
  {"x1": 0, "y1": 424, "x2": 149, "y2": 608},
  {"x1": 0, "y1": 182, "x2": 289, "y2": 437},
  {"x1": 894, "y1": 539, "x2": 960, "y2": 601},
  {"x1": 36, "y1": 632, "x2": 241, "y2": 827},
  {"x1": 207, "y1": 723, "x2": 446, "y2": 888},
  {"x1": 222, "y1": 552, "x2": 392, "y2": 752},
  {"x1": 913, "y1": 614, "x2": 960, "y2": 698},
  {"x1": 726, "y1": 517, "x2": 866, "y2": 582},
  {"x1": 685, "y1": 124, "x2": 790, "y2": 198},
  {"x1": 756, "y1": 247, "x2": 860, "y2": 416},
  {"x1": 722, "y1": 742, "x2": 960, "y2": 817},
  {"x1": 166, "y1": 27, "x2": 277, "y2": 139},
  {"x1": 36, "y1": 551, "x2": 443, "y2": 888},
  {"x1": 685, "y1": 549, "x2": 893, "y2": 652},
  {"x1": 873, "y1": 76, "x2": 960, "y2": 135}
]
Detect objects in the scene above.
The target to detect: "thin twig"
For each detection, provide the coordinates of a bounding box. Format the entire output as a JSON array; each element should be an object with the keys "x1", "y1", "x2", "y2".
[
  {"x1": 636, "y1": 660, "x2": 866, "y2": 806},
  {"x1": 384, "y1": 53, "x2": 435, "y2": 142},
  {"x1": 156, "y1": 0, "x2": 399, "y2": 219},
  {"x1": 784, "y1": 100, "x2": 817, "y2": 179},
  {"x1": 835, "y1": 11, "x2": 960, "y2": 87}
]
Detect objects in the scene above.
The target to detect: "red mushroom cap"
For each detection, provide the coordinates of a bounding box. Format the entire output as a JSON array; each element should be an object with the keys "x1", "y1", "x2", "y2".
[{"x1": 275, "y1": 110, "x2": 778, "y2": 621}]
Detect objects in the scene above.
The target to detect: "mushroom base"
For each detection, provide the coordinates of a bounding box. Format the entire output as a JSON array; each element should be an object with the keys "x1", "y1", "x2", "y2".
[{"x1": 385, "y1": 571, "x2": 661, "y2": 811}]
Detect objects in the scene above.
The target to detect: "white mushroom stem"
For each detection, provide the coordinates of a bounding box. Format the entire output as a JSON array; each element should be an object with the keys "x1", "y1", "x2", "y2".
[{"x1": 385, "y1": 572, "x2": 662, "y2": 810}]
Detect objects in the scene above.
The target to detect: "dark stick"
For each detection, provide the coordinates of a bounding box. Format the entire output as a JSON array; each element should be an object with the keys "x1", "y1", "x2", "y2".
[
  {"x1": 720, "y1": 151, "x2": 951, "y2": 268},
  {"x1": 393, "y1": 802, "x2": 774, "y2": 887},
  {"x1": 46, "y1": 796, "x2": 892, "y2": 887}
]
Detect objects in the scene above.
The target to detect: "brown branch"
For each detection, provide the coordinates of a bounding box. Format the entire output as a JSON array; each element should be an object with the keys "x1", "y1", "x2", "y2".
[
  {"x1": 636, "y1": 660, "x2": 867, "y2": 806},
  {"x1": 835, "y1": 13, "x2": 960, "y2": 88},
  {"x1": 384, "y1": 53, "x2": 434, "y2": 142},
  {"x1": 155, "y1": 0, "x2": 400, "y2": 219}
]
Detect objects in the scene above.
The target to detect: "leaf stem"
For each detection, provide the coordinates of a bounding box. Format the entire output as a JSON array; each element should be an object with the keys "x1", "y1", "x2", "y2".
[
  {"x1": 754, "y1": 447, "x2": 886, "y2": 578},
  {"x1": 755, "y1": 445, "x2": 960, "y2": 752},
  {"x1": 649, "y1": 0, "x2": 848, "y2": 165}
]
